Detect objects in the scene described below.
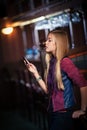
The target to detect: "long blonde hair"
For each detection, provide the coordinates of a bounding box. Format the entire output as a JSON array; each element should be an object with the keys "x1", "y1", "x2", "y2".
[{"x1": 45, "y1": 29, "x2": 69, "y2": 90}]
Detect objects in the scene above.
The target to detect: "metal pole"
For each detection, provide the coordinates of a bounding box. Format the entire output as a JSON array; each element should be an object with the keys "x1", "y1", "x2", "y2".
[
  {"x1": 82, "y1": 12, "x2": 87, "y2": 45},
  {"x1": 69, "y1": 13, "x2": 75, "y2": 49},
  {"x1": 20, "y1": 26, "x2": 27, "y2": 53}
]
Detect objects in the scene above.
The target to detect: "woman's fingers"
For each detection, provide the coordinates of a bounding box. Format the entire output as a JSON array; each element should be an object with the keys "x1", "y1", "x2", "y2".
[{"x1": 72, "y1": 110, "x2": 85, "y2": 118}]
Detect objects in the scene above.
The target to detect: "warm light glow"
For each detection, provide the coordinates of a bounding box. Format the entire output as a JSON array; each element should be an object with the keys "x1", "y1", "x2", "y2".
[
  {"x1": 11, "y1": 9, "x2": 70, "y2": 27},
  {"x1": 1, "y1": 27, "x2": 13, "y2": 35}
]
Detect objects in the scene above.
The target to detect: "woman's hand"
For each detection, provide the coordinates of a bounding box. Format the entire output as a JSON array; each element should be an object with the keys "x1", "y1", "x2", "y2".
[
  {"x1": 72, "y1": 109, "x2": 85, "y2": 118},
  {"x1": 23, "y1": 58, "x2": 48, "y2": 94},
  {"x1": 28, "y1": 63, "x2": 38, "y2": 75},
  {"x1": 23, "y1": 58, "x2": 39, "y2": 77},
  {"x1": 25, "y1": 61, "x2": 38, "y2": 74}
]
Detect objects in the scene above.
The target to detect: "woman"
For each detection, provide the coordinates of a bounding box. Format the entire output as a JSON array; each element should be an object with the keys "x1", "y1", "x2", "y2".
[{"x1": 24, "y1": 29, "x2": 87, "y2": 130}]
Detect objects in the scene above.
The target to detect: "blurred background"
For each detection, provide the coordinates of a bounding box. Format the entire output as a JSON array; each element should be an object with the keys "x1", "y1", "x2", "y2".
[{"x1": 0, "y1": 0, "x2": 87, "y2": 130}]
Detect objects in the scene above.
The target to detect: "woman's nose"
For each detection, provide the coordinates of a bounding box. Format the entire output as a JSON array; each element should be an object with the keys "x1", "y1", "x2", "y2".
[
  {"x1": 45, "y1": 41, "x2": 48, "y2": 45},
  {"x1": 40, "y1": 42, "x2": 46, "y2": 48},
  {"x1": 43, "y1": 42, "x2": 46, "y2": 47}
]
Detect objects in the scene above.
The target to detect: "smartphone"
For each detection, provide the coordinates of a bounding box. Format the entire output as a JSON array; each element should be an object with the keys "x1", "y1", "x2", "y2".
[{"x1": 23, "y1": 57, "x2": 29, "y2": 64}]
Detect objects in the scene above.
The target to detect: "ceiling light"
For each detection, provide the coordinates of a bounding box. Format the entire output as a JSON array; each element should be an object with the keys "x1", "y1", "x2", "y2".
[{"x1": 1, "y1": 27, "x2": 13, "y2": 35}]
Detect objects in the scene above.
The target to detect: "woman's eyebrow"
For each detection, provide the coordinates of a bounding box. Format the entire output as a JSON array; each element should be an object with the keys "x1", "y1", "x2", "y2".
[{"x1": 48, "y1": 37, "x2": 51, "y2": 40}]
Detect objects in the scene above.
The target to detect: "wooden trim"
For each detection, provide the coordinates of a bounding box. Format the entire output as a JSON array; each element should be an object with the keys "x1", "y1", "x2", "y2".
[
  {"x1": 79, "y1": 69, "x2": 87, "y2": 73},
  {"x1": 69, "y1": 51, "x2": 87, "y2": 58}
]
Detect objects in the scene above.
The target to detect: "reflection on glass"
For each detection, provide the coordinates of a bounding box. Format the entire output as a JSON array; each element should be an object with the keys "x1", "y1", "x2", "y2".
[{"x1": 35, "y1": 11, "x2": 81, "y2": 30}]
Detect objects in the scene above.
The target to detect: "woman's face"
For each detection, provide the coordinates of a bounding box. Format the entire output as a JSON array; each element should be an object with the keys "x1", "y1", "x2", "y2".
[{"x1": 45, "y1": 33, "x2": 56, "y2": 55}]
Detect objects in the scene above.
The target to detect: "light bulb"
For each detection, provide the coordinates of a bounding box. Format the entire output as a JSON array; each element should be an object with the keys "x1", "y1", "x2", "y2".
[{"x1": 1, "y1": 27, "x2": 13, "y2": 35}]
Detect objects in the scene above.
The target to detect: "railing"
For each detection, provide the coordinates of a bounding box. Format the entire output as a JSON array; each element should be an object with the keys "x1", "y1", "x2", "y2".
[{"x1": 14, "y1": 68, "x2": 49, "y2": 130}]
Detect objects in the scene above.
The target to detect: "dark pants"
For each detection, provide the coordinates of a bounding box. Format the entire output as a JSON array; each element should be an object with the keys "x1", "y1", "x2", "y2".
[{"x1": 48, "y1": 111, "x2": 74, "y2": 130}]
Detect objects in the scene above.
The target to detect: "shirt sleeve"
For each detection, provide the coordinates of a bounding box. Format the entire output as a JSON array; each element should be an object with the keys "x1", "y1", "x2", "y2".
[{"x1": 61, "y1": 57, "x2": 87, "y2": 88}]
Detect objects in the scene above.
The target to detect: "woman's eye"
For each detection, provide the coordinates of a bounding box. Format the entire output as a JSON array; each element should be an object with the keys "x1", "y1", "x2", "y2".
[{"x1": 48, "y1": 39, "x2": 52, "y2": 42}]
